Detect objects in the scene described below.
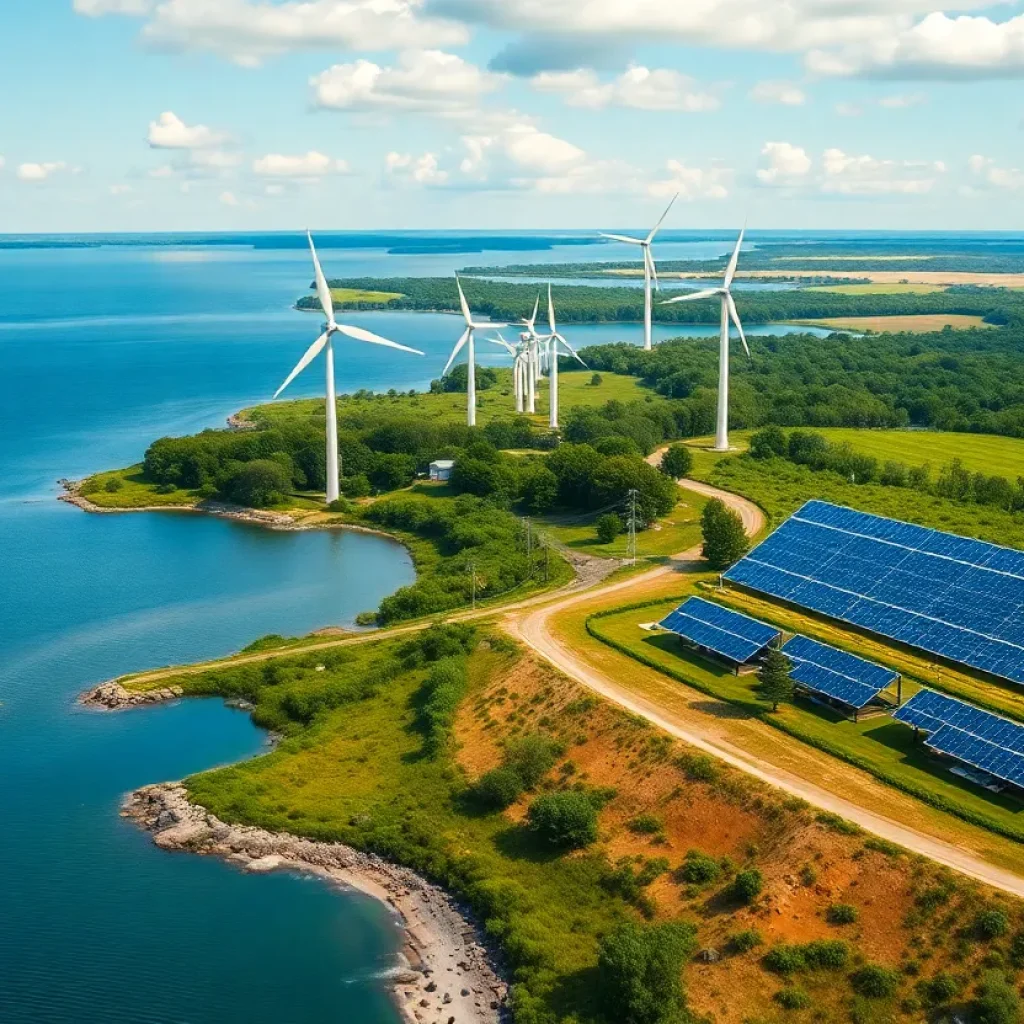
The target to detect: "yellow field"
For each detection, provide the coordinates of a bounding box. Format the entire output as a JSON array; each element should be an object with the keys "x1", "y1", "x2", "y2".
[
  {"x1": 329, "y1": 287, "x2": 405, "y2": 304},
  {"x1": 771, "y1": 255, "x2": 937, "y2": 263},
  {"x1": 704, "y1": 270, "x2": 1024, "y2": 288},
  {"x1": 806, "y1": 283, "x2": 947, "y2": 295},
  {"x1": 791, "y1": 313, "x2": 993, "y2": 333}
]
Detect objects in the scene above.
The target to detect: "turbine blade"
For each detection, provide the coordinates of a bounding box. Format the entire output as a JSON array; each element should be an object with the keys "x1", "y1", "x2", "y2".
[
  {"x1": 558, "y1": 333, "x2": 587, "y2": 368},
  {"x1": 547, "y1": 283, "x2": 557, "y2": 334},
  {"x1": 274, "y1": 331, "x2": 328, "y2": 399},
  {"x1": 442, "y1": 328, "x2": 471, "y2": 377},
  {"x1": 531, "y1": 293, "x2": 540, "y2": 328},
  {"x1": 723, "y1": 227, "x2": 745, "y2": 289},
  {"x1": 486, "y1": 334, "x2": 515, "y2": 355},
  {"x1": 647, "y1": 248, "x2": 660, "y2": 292},
  {"x1": 333, "y1": 323, "x2": 424, "y2": 355},
  {"x1": 455, "y1": 275, "x2": 473, "y2": 325},
  {"x1": 661, "y1": 288, "x2": 721, "y2": 305},
  {"x1": 726, "y1": 292, "x2": 750, "y2": 359},
  {"x1": 646, "y1": 192, "x2": 678, "y2": 243},
  {"x1": 472, "y1": 321, "x2": 508, "y2": 330},
  {"x1": 599, "y1": 233, "x2": 645, "y2": 245},
  {"x1": 307, "y1": 231, "x2": 336, "y2": 325}
]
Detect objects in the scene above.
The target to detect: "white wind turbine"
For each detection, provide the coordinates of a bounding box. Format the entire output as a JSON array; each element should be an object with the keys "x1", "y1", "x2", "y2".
[
  {"x1": 661, "y1": 228, "x2": 750, "y2": 452},
  {"x1": 599, "y1": 193, "x2": 678, "y2": 351},
  {"x1": 274, "y1": 231, "x2": 423, "y2": 504},
  {"x1": 441, "y1": 275, "x2": 506, "y2": 427},
  {"x1": 487, "y1": 333, "x2": 529, "y2": 414},
  {"x1": 542, "y1": 284, "x2": 587, "y2": 430},
  {"x1": 515, "y1": 294, "x2": 542, "y2": 414}
]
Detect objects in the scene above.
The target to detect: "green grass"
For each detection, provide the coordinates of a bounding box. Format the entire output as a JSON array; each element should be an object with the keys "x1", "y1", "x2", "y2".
[
  {"x1": 329, "y1": 287, "x2": 405, "y2": 304},
  {"x1": 806, "y1": 283, "x2": 949, "y2": 295},
  {"x1": 78, "y1": 466, "x2": 199, "y2": 507}
]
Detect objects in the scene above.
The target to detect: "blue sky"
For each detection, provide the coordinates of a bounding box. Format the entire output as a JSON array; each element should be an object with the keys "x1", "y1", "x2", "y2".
[{"x1": 0, "y1": 0, "x2": 1021, "y2": 232}]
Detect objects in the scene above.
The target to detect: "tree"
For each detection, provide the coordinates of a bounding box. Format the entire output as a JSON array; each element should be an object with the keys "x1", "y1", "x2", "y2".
[
  {"x1": 596, "y1": 513, "x2": 622, "y2": 544},
  {"x1": 527, "y1": 790, "x2": 598, "y2": 848},
  {"x1": 749, "y1": 426, "x2": 787, "y2": 460},
  {"x1": 590, "y1": 373, "x2": 603, "y2": 386},
  {"x1": 756, "y1": 649, "x2": 795, "y2": 712},
  {"x1": 223, "y1": 459, "x2": 291, "y2": 508},
  {"x1": 433, "y1": 363, "x2": 499, "y2": 393},
  {"x1": 700, "y1": 499, "x2": 749, "y2": 569},
  {"x1": 598, "y1": 921, "x2": 697, "y2": 1024},
  {"x1": 659, "y1": 444, "x2": 693, "y2": 480},
  {"x1": 520, "y1": 464, "x2": 557, "y2": 513},
  {"x1": 730, "y1": 869, "x2": 763, "y2": 905}
]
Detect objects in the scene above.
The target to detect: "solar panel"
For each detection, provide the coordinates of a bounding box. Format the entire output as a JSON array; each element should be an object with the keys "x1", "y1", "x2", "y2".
[
  {"x1": 781, "y1": 634, "x2": 897, "y2": 710},
  {"x1": 724, "y1": 500, "x2": 1024, "y2": 686},
  {"x1": 893, "y1": 689, "x2": 1024, "y2": 787},
  {"x1": 659, "y1": 597, "x2": 780, "y2": 664}
]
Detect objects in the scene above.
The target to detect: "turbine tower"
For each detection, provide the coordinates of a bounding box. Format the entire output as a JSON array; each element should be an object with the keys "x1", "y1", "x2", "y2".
[
  {"x1": 599, "y1": 193, "x2": 678, "y2": 351},
  {"x1": 275, "y1": 232, "x2": 423, "y2": 503},
  {"x1": 442, "y1": 275, "x2": 507, "y2": 427},
  {"x1": 516, "y1": 294, "x2": 541, "y2": 413},
  {"x1": 661, "y1": 228, "x2": 749, "y2": 452},
  {"x1": 487, "y1": 333, "x2": 529, "y2": 414},
  {"x1": 543, "y1": 284, "x2": 586, "y2": 430}
]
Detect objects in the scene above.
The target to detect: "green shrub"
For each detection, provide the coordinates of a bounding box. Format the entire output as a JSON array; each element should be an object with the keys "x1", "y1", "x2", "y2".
[
  {"x1": 475, "y1": 767, "x2": 524, "y2": 809},
  {"x1": 676, "y1": 850, "x2": 721, "y2": 886},
  {"x1": 504, "y1": 733, "x2": 561, "y2": 789},
  {"x1": 803, "y1": 940, "x2": 849, "y2": 970},
  {"x1": 923, "y1": 972, "x2": 961, "y2": 1005},
  {"x1": 852, "y1": 964, "x2": 901, "y2": 998},
  {"x1": 675, "y1": 752, "x2": 719, "y2": 783},
  {"x1": 730, "y1": 869, "x2": 763, "y2": 905},
  {"x1": 1009, "y1": 932, "x2": 1024, "y2": 967},
  {"x1": 418, "y1": 657, "x2": 467, "y2": 756},
  {"x1": 628, "y1": 814, "x2": 664, "y2": 836},
  {"x1": 764, "y1": 946, "x2": 806, "y2": 975},
  {"x1": 827, "y1": 903, "x2": 859, "y2": 925},
  {"x1": 973, "y1": 971, "x2": 1022, "y2": 1024},
  {"x1": 726, "y1": 929, "x2": 763, "y2": 955},
  {"x1": 774, "y1": 987, "x2": 811, "y2": 1010},
  {"x1": 596, "y1": 513, "x2": 622, "y2": 544},
  {"x1": 527, "y1": 791, "x2": 599, "y2": 849},
  {"x1": 659, "y1": 445, "x2": 693, "y2": 480},
  {"x1": 976, "y1": 909, "x2": 1011, "y2": 940},
  {"x1": 104, "y1": 476, "x2": 125, "y2": 492}
]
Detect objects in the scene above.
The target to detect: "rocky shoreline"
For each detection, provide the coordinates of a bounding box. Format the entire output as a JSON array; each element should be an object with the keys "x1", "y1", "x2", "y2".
[
  {"x1": 125, "y1": 783, "x2": 507, "y2": 1024},
  {"x1": 82, "y1": 681, "x2": 185, "y2": 710}
]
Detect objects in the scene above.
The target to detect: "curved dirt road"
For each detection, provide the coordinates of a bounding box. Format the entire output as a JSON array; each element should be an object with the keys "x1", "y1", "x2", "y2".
[{"x1": 508, "y1": 479, "x2": 1024, "y2": 898}]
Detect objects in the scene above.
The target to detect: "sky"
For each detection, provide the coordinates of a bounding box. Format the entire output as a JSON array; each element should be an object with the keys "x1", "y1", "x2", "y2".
[{"x1": 0, "y1": 0, "x2": 1022, "y2": 233}]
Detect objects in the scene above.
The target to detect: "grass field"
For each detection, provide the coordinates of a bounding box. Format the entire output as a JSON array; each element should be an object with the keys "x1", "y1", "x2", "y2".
[
  {"x1": 791, "y1": 314, "x2": 993, "y2": 333},
  {"x1": 329, "y1": 287, "x2": 405, "y2": 304},
  {"x1": 805, "y1": 283, "x2": 948, "y2": 295},
  {"x1": 78, "y1": 467, "x2": 199, "y2": 508}
]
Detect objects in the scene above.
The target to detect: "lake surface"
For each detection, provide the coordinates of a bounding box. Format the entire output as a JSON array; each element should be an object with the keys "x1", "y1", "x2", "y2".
[{"x1": 0, "y1": 230, "x2": 834, "y2": 1022}]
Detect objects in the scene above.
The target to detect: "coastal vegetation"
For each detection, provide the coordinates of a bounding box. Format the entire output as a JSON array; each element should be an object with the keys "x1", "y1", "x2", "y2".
[{"x1": 157, "y1": 623, "x2": 1024, "y2": 1024}]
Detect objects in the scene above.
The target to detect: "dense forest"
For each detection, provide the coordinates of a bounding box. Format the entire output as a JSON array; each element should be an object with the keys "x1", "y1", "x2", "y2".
[{"x1": 301, "y1": 276, "x2": 1023, "y2": 327}]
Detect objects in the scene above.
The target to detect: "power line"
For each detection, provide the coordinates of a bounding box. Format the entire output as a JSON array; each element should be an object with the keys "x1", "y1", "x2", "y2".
[{"x1": 626, "y1": 488, "x2": 639, "y2": 566}]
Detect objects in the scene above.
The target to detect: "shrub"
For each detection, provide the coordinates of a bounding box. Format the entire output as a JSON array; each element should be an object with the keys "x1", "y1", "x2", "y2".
[
  {"x1": 827, "y1": 903, "x2": 859, "y2": 925},
  {"x1": 802, "y1": 940, "x2": 849, "y2": 970},
  {"x1": 677, "y1": 850, "x2": 721, "y2": 886},
  {"x1": 628, "y1": 814, "x2": 664, "y2": 836},
  {"x1": 676, "y1": 752, "x2": 719, "y2": 783},
  {"x1": 527, "y1": 791, "x2": 599, "y2": 849},
  {"x1": 596, "y1": 513, "x2": 622, "y2": 544},
  {"x1": 504, "y1": 733, "x2": 561, "y2": 789},
  {"x1": 104, "y1": 476, "x2": 124, "y2": 492},
  {"x1": 774, "y1": 987, "x2": 811, "y2": 1010},
  {"x1": 700, "y1": 499, "x2": 749, "y2": 569},
  {"x1": 475, "y1": 767, "x2": 524, "y2": 810},
  {"x1": 923, "y1": 972, "x2": 961, "y2": 1005},
  {"x1": 418, "y1": 657, "x2": 467, "y2": 756},
  {"x1": 1009, "y1": 932, "x2": 1024, "y2": 967},
  {"x1": 730, "y1": 869, "x2": 763, "y2": 905},
  {"x1": 749, "y1": 426, "x2": 788, "y2": 460},
  {"x1": 590, "y1": 373, "x2": 603, "y2": 387},
  {"x1": 764, "y1": 946, "x2": 806, "y2": 975},
  {"x1": 598, "y1": 921, "x2": 698, "y2": 1024},
  {"x1": 976, "y1": 909, "x2": 1011, "y2": 940},
  {"x1": 974, "y1": 972, "x2": 1021, "y2": 1024},
  {"x1": 727, "y1": 929, "x2": 763, "y2": 955},
  {"x1": 852, "y1": 964, "x2": 901, "y2": 998}
]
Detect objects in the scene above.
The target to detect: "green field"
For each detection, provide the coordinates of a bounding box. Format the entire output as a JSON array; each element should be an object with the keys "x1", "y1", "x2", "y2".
[
  {"x1": 328, "y1": 287, "x2": 405, "y2": 304},
  {"x1": 806, "y1": 283, "x2": 948, "y2": 295}
]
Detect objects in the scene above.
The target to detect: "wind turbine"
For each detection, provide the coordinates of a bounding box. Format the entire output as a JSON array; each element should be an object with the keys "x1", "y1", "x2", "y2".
[
  {"x1": 487, "y1": 332, "x2": 529, "y2": 414},
  {"x1": 661, "y1": 228, "x2": 749, "y2": 452},
  {"x1": 543, "y1": 284, "x2": 586, "y2": 430},
  {"x1": 515, "y1": 293, "x2": 541, "y2": 414},
  {"x1": 274, "y1": 232, "x2": 424, "y2": 503},
  {"x1": 441, "y1": 275, "x2": 507, "y2": 427},
  {"x1": 599, "y1": 193, "x2": 678, "y2": 351}
]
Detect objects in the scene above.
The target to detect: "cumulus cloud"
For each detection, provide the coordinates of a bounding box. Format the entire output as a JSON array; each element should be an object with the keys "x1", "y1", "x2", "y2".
[
  {"x1": 252, "y1": 151, "x2": 349, "y2": 178},
  {"x1": 147, "y1": 111, "x2": 227, "y2": 149},
  {"x1": 385, "y1": 151, "x2": 449, "y2": 185},
  {"x1": 756, "y1": 142, "x2": 813, "y2": 185},
  {"x1": 750, "y1": 80, "x2": 806, "y2": 105},
  {"x1": 78, "y1": 0, "x2": 466, "y2": 66},
  {"x1": 968, "y1": 154, "x2": 1024, "y2": 191},
  {"x1": 17, "y1": 162, "x2": 71, "y2": 182},
  {"x1": 649, "y1": 159, "x2": 731, "y2": 200},
  {"x1": 835, "y1": 102, "x2": 864, "y2": 116},
  {"x1": 531, "y1": 66, "x2": 720, "y2": 112},
  {"x1": 822, "y1": 148, "x2": 945, "y2": 194},
  {"x1": 312, "y1": 50, "x2": 500, "y2": 115}
]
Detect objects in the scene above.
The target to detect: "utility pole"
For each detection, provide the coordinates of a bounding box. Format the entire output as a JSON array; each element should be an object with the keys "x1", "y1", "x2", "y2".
[
  {"x1": 469, "y1": 560, "x2": 477, "y2": 610},
  {"x1": 525, "y1": 517, "x2": 533, "y2": 560},
  {"x1": 626, "y1": 489, "x2": 639, "y2": 566}
]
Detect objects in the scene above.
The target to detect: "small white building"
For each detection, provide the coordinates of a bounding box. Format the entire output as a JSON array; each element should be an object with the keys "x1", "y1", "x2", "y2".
[{"x1": 429, "y1": 459, "x2": 455, "y2": 482}]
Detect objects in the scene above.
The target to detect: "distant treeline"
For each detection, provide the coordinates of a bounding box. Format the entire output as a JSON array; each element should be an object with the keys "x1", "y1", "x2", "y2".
[
  {"x1": 749, "y1": 426, "x2": 1024, "y2": 514},
  {"x1": 301, "y1": 276, "x2": 1022, "y2": 327}
]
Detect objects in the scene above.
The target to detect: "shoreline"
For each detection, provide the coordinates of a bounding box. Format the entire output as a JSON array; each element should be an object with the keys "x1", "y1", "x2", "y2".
[{"x1": 125, "y1": 783, "x2": 507, "y2": 1024}]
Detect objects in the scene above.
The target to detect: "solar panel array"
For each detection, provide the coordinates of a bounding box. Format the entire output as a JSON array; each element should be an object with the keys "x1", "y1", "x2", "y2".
[
  {"x1": 724, "y1": 500, "x2": 1024, "y2": 686},
  {"x1": 781, "y1": 634, "x2": 898, "y2": 710},
  {"x1": 893, "y1": 689, "x2": 1024, "y2": 788},
  {"x1": 659, "y1": 597, "x2": 780, "y2": 664}
]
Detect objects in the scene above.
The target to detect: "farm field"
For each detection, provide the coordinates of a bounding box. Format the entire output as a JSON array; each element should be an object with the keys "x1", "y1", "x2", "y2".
[
  {"x1": 805, "y1": 283, "x2": 948, "y2": 295},
  {"x1": 791, "y1": 314, "x2": 993, "y2": 333},
  {"x1": 328, "y1": 287, "x2": 405, "y2": 304}
]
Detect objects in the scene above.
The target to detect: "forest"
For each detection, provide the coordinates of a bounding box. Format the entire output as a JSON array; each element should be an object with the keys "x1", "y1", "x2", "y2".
[{"x1": 301, "y1": 275, "x2": 1023, "y2": 327}]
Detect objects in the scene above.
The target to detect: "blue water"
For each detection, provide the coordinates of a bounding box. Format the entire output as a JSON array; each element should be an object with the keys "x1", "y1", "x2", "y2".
[{"x1": 0, "y1": 230, "x2": 834, "y2": 1023}]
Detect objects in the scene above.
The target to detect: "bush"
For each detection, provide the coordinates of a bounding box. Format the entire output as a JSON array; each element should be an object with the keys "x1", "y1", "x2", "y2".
[
  {"x1": 774, "y1": 987, "x2": 811, "y2": 1010},
  {"x1": 974, "y1": 972, "x2": 1021, "y2": 1024},
  {"x1": 923, "y1": 972, "x2": 961, "y2": 1005},
  {"x1": 1009, "y1": 932, "x2": 1024, "y2": 968},
  {"x1": 976, "y1": 909, "x2": 1011, "y2": 940},
  {"x1": 590, "y1": 373, "x2": 603, "y2": 386},
  {"x1": 596, "y1": 513, "x2": 622, "y2": 544},
  {"x1": 802, "y1": 940, "x2": 849, "y2": 970},
  {"x1": 726, "y1": 929, "x2": 763, "y2": 955},
  {"x1": 827, "y1": 903, "x2": 859, "y2": 925},
  {"x1": 764, "y1": 946, "x2": 806, "y2": 975},
  {"x1": 418, "y1": 657, "x2": 468, "y2": 756},
  {"x1": 852, "y1": 964, "x2": 901, "y2": 998},
  {"x1": 730, "y1": 869, "x2": 763, "y2": 905},
  {"x1": 676, "y1": 752, "x2": 719, "y2": 783},
  {"x1": 326, "y1": 497, "x2": 351, "y2": 513},
  {"x1": 598, "y1": 921, "x2": 698, "y2": 1024},
  {"x1": 475, "y1": 767, "x2": 524, "y2": 810},
  {"x1": 659, "y1": 444, "x2": 693, "y2": 480},
  {"x1": 628, "y1": 814, "x2": 664, "y2": 836},
  {"x1": 340, "y1": 473, "x2": 371, "y2": 498},
  {"x1": 749, "y1": 426, "x2": 788, "y2": 460},
  {"x1": 104, "y1": 477, "x2": 124, "y2": 492},
  {"x1": 504, "y1": 733, "x2": 561, "y2": 789},
  {"x1": 527, "y1": 791, "x2": 599, "y2": 849},
  {"x1": 224, "y1": 459, "x2": 291, "y2": 507},
  {"x1": 677, "y1": 850, "x2": 721, "y2": 886}
]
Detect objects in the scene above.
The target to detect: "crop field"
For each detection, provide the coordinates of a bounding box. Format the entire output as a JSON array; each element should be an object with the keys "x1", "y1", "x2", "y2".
[
  {"x1": 792, "y1": 314, "x2": 993, "y2": 333},
  {"x1": 721, "y1": 270, "x2": 1024, "y2": 288},
  {"x1": 805, "y1": 283, "x2": 948, "y2": 295},
  {"x1": 329, "y1": 287, "x2": 405, "y2": 304}
]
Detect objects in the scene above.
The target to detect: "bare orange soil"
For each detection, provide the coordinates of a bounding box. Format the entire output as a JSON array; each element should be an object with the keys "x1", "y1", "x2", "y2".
[{"x1": 456, "y1": 651, "x2": 1024, "y2": 1023}]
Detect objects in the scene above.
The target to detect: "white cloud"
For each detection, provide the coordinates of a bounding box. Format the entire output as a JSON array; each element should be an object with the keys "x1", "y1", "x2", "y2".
[
  {"x1": 756, "y1": 142, "x2": 812, "y2": 185},
  {"x1": 821, "y1": 148, "x2": 944, "y2": 194},
  {"x1": 147, "y1": 111, "x2": 227, "y2": 149},
  {"x1": 750, "y1": 80, "x2": 806, "y2": 105},
  {"x1": 807, "y1": 11, "x2": 1024, "y2": 79},
  {"x1": 968, "y1": 154, "x2": 1024, "y2": 191},
  {"x1": 109, "y1": 184, "x2": 134, "y2": 195},
  {"x1": 878, "y1": 92, "x2": 927, "y2": 107},
  {"x1": 79, "y1": 0, "x2": 467, "y2": 66},
  {"x1": 219, "y1": 190, "x2": 240, "y2": 206},
  {"x1": 835, "y1": 102, "x2": 863, "y2": 116},
  {"x1": 386, "y1": 151, "x2": 449, "y2": 185},
  {"x1": 531, "y1": 65, "x2": 720, "y2": 112},
  {"x1": 312, "y1": 50, "x2": 500, "y2": 115},
  {"x1": 17, "y1": 162, "x2": 70, "y2": 182},
  {"x1": 188, "y1": 149, "x2": 243, "y2": 170},
  {"x1": 252, "y1": 151, "x2": 349, "y2": 178},
  {"x1": 649, "y1": 159, "x2": 732, "y2": 200}
]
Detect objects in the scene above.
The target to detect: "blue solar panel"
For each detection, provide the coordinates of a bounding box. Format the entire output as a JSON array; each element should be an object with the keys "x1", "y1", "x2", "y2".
[
  {"x1": 893, "y1": 689, "x2": 1024, "y2": 787},
  {"x1": 723, "y1": 500, "x2": 1024, "y2": 686},
  {"x1": 781, "y1": 635, "x2": 897, "y2": 709},
  {"x1": 659, "y1": 597, "x2": 780, "y2": 663}
]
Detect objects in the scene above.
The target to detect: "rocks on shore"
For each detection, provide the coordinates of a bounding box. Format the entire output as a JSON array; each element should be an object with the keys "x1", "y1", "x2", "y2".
[
  {"x1": 83, "y1": 682, "x2": 184, "y2": 710},
  {"x1": 124, "y1": 783, "x2": 508, "y2": 1024}
]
